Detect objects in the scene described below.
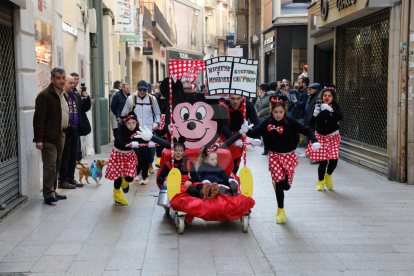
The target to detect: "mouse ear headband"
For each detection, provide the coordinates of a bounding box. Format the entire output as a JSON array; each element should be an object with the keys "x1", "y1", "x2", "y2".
[{"x1": 269, "y1": 96, "x2": 283, "y2": 103}]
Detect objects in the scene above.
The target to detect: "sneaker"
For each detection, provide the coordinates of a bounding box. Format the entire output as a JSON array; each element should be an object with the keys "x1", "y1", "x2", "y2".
[
  {"x1": 135, "y1": 173, "x2": 142, "y2": 182},
  {"x1": 148, "y1": 164, "x2": 154, "y2": 174},
  {"x1": 140, "y1": 177, "x2": 148, "y2": 185},
  {"x1": 229, "y1": 179, "x2": 239, "y2": 196}
]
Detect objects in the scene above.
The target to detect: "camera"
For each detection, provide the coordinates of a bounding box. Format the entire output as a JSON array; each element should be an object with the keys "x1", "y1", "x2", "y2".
[
  {"x1": 316, "y1": 100, "x2": 322, "y2": 108},
  {"x1": 280, "y1": 83, "x2": 285, "y2": 88},
  {"x1": 81, "y1": 83, "x2": 87, "y2": 92}
]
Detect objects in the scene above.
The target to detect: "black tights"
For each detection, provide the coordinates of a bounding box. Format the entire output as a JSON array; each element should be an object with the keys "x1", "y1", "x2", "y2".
[
  {"x1": 318, "y1": 159, "x2": 338, "y2": 181},
  {"x1": 186, "y1": 184, "x2": 203, "y2": 198},
  {"x1": 274, "y1": 175, "x2": 291, "y2": 209},
  {"x1": 114, "y1": 176, "x2": 134, "y2": 189}
]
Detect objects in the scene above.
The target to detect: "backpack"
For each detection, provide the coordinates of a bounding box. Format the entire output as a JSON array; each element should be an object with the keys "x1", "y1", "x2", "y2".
[{"x1": 132, "y1": 93, "x2": 155, "y2": 121}]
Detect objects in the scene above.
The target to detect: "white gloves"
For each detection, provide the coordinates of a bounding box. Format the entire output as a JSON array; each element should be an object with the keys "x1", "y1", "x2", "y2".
[
  {"x1": 134, "y1": 125, "x2": 153, "y2": 141},
  {"x1": 152, "y1": 123, "x2": 159, "y2": 130},
  {"x1": 240, "y1": 120, "x2": 254, "y2": 134},
  {"x1": 131, "y1": 142, "x2": 139, "y2": 148},
  {"x1": 148, "y1": 141, "x2": 156, "y2": 148},
  {"x1": 234, "y1": 139, "x2": 243, "y2": 147},
  {"x1": 313, "y1": 105, "x2": 321, "y2": 117},
  {"x1": 312, "y1": 142, "x2": 321, "y2": 151},
  {"x1": 202, "y1": 180, "x2": 211, "y2": 184},
  {"x1": 320, "y1": 103, "x2": 333, "y2": 112},
  {"x1": 251, "y1": 139, "x2": 262, "y2": 147}
]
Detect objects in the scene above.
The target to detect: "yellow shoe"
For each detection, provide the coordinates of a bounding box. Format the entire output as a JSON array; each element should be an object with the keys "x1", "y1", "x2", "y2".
[
  {"x1": 276, "y1": 207, "x2": 286, "y2": 224},
  {"x1": 148, "y1": 164, "x2": 154, "y2": 174},
  {"x1": 155, "y1": 158, "x2": 161, "y2": 168},
  {"x1": 121, "y1": 177, "x2": 129, "y2": 193},
  {"x1": 317, "y1": 180, "x2": 325, "y2": 191},
  {"x1": 325, "y1": 173, "x2": 333, "y2": 190},
  {"x1": 113, "y1": 189, "x2": 128, "y2": 205}
]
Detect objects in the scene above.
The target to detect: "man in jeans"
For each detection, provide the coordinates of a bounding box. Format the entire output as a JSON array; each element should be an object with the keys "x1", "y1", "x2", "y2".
[
  {"x1": 33, "y1": 67, "x2": 69, "y2": 204},
  {"x1": 293, "y1": 76, "x2": 309, "y2": 147},
  {"x1": 58, "y1": 75, "x2": 91, "y2": 189}
]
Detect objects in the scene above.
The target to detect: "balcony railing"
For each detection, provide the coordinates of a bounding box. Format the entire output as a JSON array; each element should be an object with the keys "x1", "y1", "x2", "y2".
[
  {"x1": 204, "y1": 0, "x2": 218, "y2": 9},
  {"x1": 143, "y1": 6, "x2": 152, "y2": 33},
  {"x1": 142, "y1": 2, "x2": 171, "y2": 40},
  {"x1": 206, "y1": 33, "x2": 218, "y2": 46},
  {"x1": 217, "y1": 28, "x2": 230, "y2": 38}
]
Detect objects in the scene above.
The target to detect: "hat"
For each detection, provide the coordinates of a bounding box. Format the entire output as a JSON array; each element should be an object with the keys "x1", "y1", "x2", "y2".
[
  {"x1": 137, "y1": 80, "x2": 148, "y2": 90},
  {"x1": 308, "y1": 83, "x2": 321, "y2": 89}
]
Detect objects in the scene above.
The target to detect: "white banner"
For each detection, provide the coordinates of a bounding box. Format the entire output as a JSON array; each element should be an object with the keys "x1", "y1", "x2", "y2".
[
  {"x1": 205, "y1": 57, "x2": 259, "y2": 98},
  {"x1": 114, "y1": 0, "x2": 135, "y2": 36}
]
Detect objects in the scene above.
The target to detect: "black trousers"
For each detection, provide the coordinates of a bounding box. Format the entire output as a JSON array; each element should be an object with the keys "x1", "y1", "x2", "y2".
[
  {"x1": 275, "y1": 175, "x2": 291, "y2": 209},
  {"x1": 186, "y1": 184, "x2": 203, "y2": 198},
  {"x1": 77, "y1": 137, "x2": 82, "y2": 161},
  {"x1": 114, "y1": 176, "x2": 134, "y2": 189},
  {"x1": 59, "y1": 131, "x2": 80, "y2": 183},
  {"x1": 134, "y1": 147, "x2": 151, "y2": 179}
]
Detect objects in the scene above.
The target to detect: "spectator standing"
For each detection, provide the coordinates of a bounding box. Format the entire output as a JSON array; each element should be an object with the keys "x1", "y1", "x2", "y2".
[
  {"x1": 71, "y1": 72, "x2": 79, "y2": 93},
  {"x1": 182, "y1": 80, "x2": 194, "y2": 93},
  {"x1": 33, "y1": 67, "x2": 69, "y2": 204},
  {"x1": 111, "y1": 83, "x2": 130, "y2": 139},
  {"x1": 305, "y1": 83, "x2": 321, "y2": 162},
  {"x1": 293, "y1": 77, "x2": 309, "y2": 147},
  {"x1": 122, "y1": 80, "x2": 161, "y2": 184},
  {"x1": 110, "y1": 80, "x2": 122, "y2": 139},
  {"x1": 255, "y1": 83, "x2": 271, "y2": 155},
  {"x1": 283, "y1": 82, "x2": 298, "y2": 118},
  {"x1": 58, "y1": 75, "x2": 91, "y2": 188}
]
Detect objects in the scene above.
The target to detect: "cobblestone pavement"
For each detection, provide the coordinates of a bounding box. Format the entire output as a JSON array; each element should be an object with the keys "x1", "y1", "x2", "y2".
[{"x1": 0, "y1": 145, "x2": 414, "y2": 276}]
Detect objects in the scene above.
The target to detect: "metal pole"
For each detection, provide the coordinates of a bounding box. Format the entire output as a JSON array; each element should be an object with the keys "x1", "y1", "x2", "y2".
[
  {"x1": 234, "y1": 0, "x2": 237, "y2": 46},
  {"x1": 126, "y1": 44, "x2": 131, "y2": 84},
  {"x1": 406, "y1": 0, "x2": 414, "y2": 184}
]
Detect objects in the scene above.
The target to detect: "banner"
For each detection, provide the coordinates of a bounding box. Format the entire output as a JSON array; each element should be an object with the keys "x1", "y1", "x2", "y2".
[
  {"x1": 114, "y1": 0, "x2": 135, "y2": 36},
  {"x1": 205, "y1": 57, "x2": 258, "y2": 98}
]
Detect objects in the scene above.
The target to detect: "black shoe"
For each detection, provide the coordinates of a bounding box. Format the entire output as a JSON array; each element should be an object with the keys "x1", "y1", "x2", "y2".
[
  {"x1": 44, "y1": 196, "x2": 59, "y2": 204},
  {"x1": 262, "y1": 151, "x2": 268, "y2": 155},
  {"x1": 55, "y1": 193, "x2": 67, "y2": 200},
  {"x1": 229, "y1": 179, "x2": 239, "y2": 196},
  {"x1": 122, "y1": 185, "x2": 129, "y2": 194}
]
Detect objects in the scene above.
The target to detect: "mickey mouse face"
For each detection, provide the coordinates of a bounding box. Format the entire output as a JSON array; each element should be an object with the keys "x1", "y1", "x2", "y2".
[{"x1": 173, "y1": 102, "x2": 218, "y2": 149}]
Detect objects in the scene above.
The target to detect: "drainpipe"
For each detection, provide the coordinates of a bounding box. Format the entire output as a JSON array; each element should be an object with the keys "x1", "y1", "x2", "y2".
[{"x1": 126, "y1": 44, "x2": 131, "y2": 84}]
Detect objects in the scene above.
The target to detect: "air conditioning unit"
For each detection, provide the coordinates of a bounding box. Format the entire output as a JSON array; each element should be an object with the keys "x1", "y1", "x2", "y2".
[{"x1": 88, "y1": 8, "x2": 97, "y2": 33}]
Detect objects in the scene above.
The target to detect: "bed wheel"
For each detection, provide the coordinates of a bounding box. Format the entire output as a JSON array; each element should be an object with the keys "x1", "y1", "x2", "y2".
[{"x1": 242, "y1": 215, "x2": 249, "y2": 233}]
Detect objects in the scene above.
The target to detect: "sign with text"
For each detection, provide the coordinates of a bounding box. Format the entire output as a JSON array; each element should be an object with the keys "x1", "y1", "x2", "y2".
[
  {"x1": 143, "y1": 47, "x2": 153, "y2": 55},
  {"x1": 205, "y1": 57, "x2": 258, "y2": 98},
  {"x1": 114, "y1": 0, "x2": 135, "y2": 36},
  {"x1": 228, "y1": 48, "x2": 243, "y2": 57}
]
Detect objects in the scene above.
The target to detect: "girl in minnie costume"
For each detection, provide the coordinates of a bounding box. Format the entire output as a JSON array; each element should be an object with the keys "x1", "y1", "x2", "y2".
[
  {"x1": 243, "y1": 96, "x2": 321, "y2": 224},
  {"x1": 105, "y1": 112, "x2": 159, "y2": 206},
  {"x1": 305, "y1": 85, "x2": 343, "y2": 191}
]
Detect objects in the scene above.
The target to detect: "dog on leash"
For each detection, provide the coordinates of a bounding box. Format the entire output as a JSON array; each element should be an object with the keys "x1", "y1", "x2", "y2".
[{"x1": 76, "y1": 159, "x2": 108, "y2": 185}]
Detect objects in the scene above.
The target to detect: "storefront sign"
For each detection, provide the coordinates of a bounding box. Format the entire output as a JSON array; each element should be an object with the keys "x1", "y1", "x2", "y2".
[
  {"x1": 264, "y1": 37, "x2": 274, "y2": 46},
  {"x1": 320, "y1": 0, "x2": 329, "y2": 21},
  {"x1": 205, "y1": 57, "x2": 259, "y2": 98},
  {"x1": 337, "y1": 0, "x2": 356, "y2": 11},
  {"x1": 114, "y1": 0, "x2": 135, "y2": 36},
  {"x1": 57, "y1": 46, "x2": 64, "y2": 67},
  {"x1": 226, "y1": 36, "x2": 234, "y2": 47},
  {"x1": 62, "y1": 22, "x2": 77, "y2": 37},
  {"x1": 36, "y1": 63, "x2": 50, "y2": 93},
  {"x1": 228, "y1": 48, "x2": 243, "y2": 57},
  {"x1": 143, "y1": 47, "x2": 153, "y2": 55},
  {"x1": 127, "y1": 42, "x2": 143, "y2": 47}
]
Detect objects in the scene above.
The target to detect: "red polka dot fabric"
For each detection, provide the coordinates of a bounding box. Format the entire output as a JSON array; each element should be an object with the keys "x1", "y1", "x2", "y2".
[
  {"x1": 168, "y1": 60, "x2": 205, "y2": 83},
  {"x1": 268, "y1": 151, "x2": 298, "y2": 186},
  {"x1": 305, "y1": 132, "x2": 341, "y2": 161},
  {"x1": 105, "y1": 148, "x2": 138, "y2": 180},
  {"x1": 160, "y1": 114, "x2": 165, "y2": 129}
]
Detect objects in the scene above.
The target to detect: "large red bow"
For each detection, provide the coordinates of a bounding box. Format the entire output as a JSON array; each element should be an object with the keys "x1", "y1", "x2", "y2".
[
  {"x1": 123, "y1": 115, "x2": 135, "y2": 122},
  {"x1": 268, "y1": 125, "x2": 283, "y2": 134},
  {"x1": 271, "y1": 98, "x2": 283, "y2": 103}
]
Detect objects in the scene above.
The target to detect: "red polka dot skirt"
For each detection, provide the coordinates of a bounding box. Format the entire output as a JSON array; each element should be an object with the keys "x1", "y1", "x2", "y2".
[
  {"x1": 105, "y1": 148, "x2": 138, "y2": 180},
  {"x1": 305, "y1": 131, "x2": 341, "y2": 161},
  {"x1": 268, "y1": 151, "x2": 298, "y2": 186}
]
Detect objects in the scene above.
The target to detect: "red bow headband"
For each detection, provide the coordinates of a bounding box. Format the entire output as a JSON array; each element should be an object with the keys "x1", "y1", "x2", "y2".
[
  {"x1": 123, "y1": 115, "x2": 135, "y2": 122},
  {"x1": 324, "y1": 86, "x2": 335, "y2": 90},
  {"x1": 271, "y1": 98, "x2": 283, "y2": 103}
]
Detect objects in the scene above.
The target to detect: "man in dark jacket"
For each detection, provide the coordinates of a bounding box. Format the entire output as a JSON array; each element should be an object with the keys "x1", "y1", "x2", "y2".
[
  {"x1": 58, "y1": 75, "x2": 91, "y2": 189},
  {"x1": 293, "y1": 77, "x2": 309, "y2": 147},
  {"x1": 305, "y1": 83, "x2": 321, "y2": 130},
  {"x1": 110, "y1": 83, "x2": 130, "y2": 138},
  {"x1": 33, "y1": 67, "x2": 70, "y2": 204},
  {"x1": 221, "y1": 94, "x2": 260, "y2": 173}
]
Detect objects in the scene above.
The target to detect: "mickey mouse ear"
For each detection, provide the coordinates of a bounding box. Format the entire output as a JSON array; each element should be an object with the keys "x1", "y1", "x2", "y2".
[{"x1": 178, "y1": 136, "x2": 186, "y2": 144}]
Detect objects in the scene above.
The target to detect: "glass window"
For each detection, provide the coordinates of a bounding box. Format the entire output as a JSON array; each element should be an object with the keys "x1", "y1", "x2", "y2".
[
  {"x1": 281, "y1": 0, "x2": 311, "y2": 15},
  {"x1": 34, "y1": 18, "x2": 53, "y2": 93},
  {"x1": 292, "y1": 49, "x2": 307, "y2": 82}
]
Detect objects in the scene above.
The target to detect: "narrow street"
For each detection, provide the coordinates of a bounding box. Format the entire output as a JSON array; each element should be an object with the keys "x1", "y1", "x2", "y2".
[{"x1": 0, "y1": 145, "x2": 413, "y2": 275}]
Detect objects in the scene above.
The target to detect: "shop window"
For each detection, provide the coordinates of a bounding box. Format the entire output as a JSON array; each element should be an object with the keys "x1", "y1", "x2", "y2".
[
  {"x1": 291, "y1": 49, "x2": 307, "y2": 82},
  {"x1": 280, "y1": 0, "x2": 311, "y2": 15},
  {"x1": 34, "y1": 18, "x2": 53, "y2": 93}
]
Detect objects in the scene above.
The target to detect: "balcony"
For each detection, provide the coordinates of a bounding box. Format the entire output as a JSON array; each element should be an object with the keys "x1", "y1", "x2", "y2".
[
  {"x1": 206, "y1": 33, "x2": 218, "y2": 46},
  {"x1": 204, "y1": 0, "x2": 218, "y2": 9},
  {"x1": 143, "y1": 6, "x2": 153, "y2": 33},
  {"x1": 217, "y1": 28, "x2": 230, "y2": 39},
  {"x1": 142, "y1": 2, "x2": 173, "y2": 46}
]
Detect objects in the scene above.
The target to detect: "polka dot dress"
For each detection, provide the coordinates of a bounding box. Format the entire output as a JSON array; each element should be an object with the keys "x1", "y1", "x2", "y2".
[
  {"x1": 305, "y1": 131, "x2": 341, "y2": 161},
  {"x1": 268, "y1": 151, "x2": 298, "y2": 186},
  {"x1": 105, "y1": 148, "x2": 138, "y2": 180}
]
